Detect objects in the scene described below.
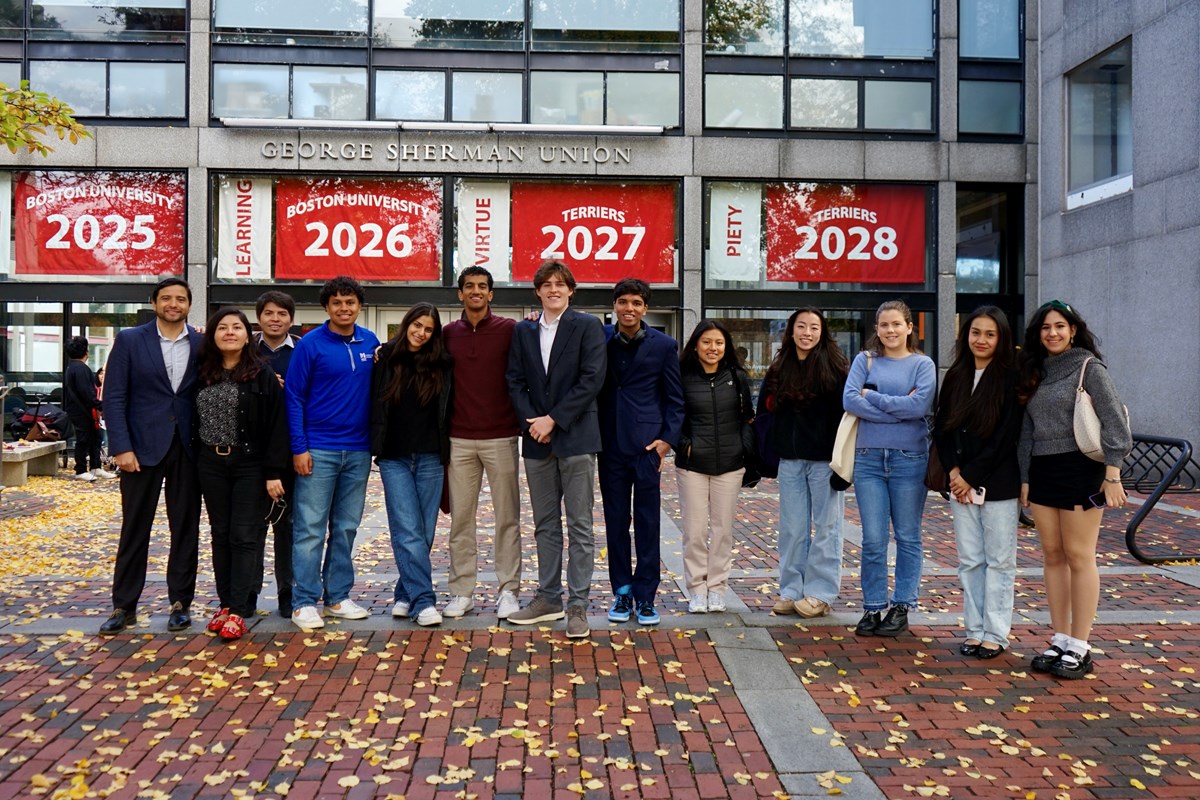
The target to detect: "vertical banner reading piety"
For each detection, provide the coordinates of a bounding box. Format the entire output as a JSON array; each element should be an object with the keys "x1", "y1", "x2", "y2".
[
  {"x1": 707, "y1": 182, "x2": 763, "y2": 281},
  {"x1": 216, "y1": 177, "x2": 272, "y2": 280},
  {"x1": 456, "y1": 182, "x2": 512, "y2": 283}
]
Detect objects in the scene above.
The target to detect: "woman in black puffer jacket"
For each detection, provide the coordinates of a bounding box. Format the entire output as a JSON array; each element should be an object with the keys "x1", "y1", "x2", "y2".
[{"x1": 674, "y1": 320, "x2": 753, "y2": 614}]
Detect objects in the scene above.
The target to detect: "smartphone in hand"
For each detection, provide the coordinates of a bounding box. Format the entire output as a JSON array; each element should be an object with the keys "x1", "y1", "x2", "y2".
[{"x1": 969, "y1": 487, "x2": 986, "y2": 505}]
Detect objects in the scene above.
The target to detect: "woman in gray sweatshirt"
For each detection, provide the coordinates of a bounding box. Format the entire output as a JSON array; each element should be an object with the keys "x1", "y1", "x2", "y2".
[{"x1": 1017, "y1": 300, "x2": 1131, "y2": 680}]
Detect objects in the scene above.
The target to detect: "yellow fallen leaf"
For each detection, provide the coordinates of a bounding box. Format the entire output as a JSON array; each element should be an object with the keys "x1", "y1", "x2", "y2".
[{"x1": 337, "y1": 776, "x2": 359, "y2": 788}]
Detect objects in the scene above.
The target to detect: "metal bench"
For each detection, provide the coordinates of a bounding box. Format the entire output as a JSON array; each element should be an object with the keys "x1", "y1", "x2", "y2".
[
  {"x1": 1122, "y1": 433, "x2": 1200, "y2": 564},
  {"x1": 1, "y1": 440, "x2": 68, "y2": 487}
]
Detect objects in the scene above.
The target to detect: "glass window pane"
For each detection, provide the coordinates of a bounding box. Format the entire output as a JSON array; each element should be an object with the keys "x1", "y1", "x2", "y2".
[
  {"x1": 375, "y1": 70, "x2": 445, "y2": 120},
  {"x1": 0, "y1": 62, "x2": 20, "y2": 87},
  {"x1": 1, "y1": 2, "x2": 24, "y2": 38},
  {"x1": 1068, "y1": 42, "x2": 1132, "y2": 192},
  {"x1": 705, "y1": 0, "x2": 784, "y2": 55},
  {"x1": 109, "y1": 62, "x2": 186, "y2": 117},
  {"x1": 214, "y1": 0, "x2": 367, "y2": 39},
  {"x1": 790, "y1": 78, "x2": 857, "y2": 128},
  {"x1": 530, "y1": 72, "x2": 605, "y2": 124},
  {"x1": 29, "y1": 61, "x2": 105, "y2": 116},
  {"x1": 31, "y1": 0, "x2": 185, "y2": 42},
  {"x1": 374, "y1": 0, "x2": 523, "y2": 49},
  {"x1": 0, "y1": 303, "x2": 63, "y2": 390},
  {"x1": 532, "y1": 0, "x2": 679, "y2": 51},
  {"x1": 789, "y1": 0, "x2": 934, "y2": 58},
  {"x1": 705, "y1": 74, "x2": 783, "y2": 128},
  {"x1": 959, "y1": 80, "x2": 1021, "y2": 134},
  {"x1": 293, "y1": 66, "x2": 367, "y2": 120},
  {"x1": 956, "y1": 189, "x2": 1009, "y2": 294},
  {"x1": 213, "y1": 63, "x2": 289, "y2": 118},
  {"x1": 71, "y1": 303, "x2": 145, "y2": 374},
  {"x1": 452, "y1": 72, "x2": 522, "y2": 121},
  {"x1": 606, "y1": 72, "x2": 678, "y2": 126},
  {"x1": 864, "y1": 80, "x2": 931, "y2": 130},
  {"x1": 960, "y1": 0, "x2": 1020, "y2": 59}
]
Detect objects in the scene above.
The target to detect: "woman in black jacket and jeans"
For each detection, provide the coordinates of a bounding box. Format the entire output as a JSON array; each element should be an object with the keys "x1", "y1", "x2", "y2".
[{"x1": 674, "y1": 320, "x2": 753, "y2": 614}]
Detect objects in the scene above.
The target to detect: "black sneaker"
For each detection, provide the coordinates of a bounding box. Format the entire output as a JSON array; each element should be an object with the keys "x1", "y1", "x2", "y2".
[
  {"x1": 608, "y1": 592, "x2": 634, "y2": 623},
  {"x1": 874, "y1": 605, "x2": 909, "y2": 637},
  {"x1": 1030, "y1": 644, "x2": 1065, "y2": 673},
  {"x1": 855, "y1": 610, "x2": 881, "y2": 636},
  {"x1": 1049, "y1": 650, "x2": 1093, "y2": 679}
]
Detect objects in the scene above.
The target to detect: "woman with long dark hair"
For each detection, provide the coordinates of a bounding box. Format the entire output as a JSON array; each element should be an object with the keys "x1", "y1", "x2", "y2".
[
  {"x1": 934, "y1": 306, "x2": 1021, "y2": 658},
  {"x1": 196, "y1": 307, "x2": 289, "y2": 642},
  {"x1": 759, "y1": 308, "x2": 849, "y2": 618},
  {"x1": 674, "y1": 320, "x2": 754, "y2": 613},
  {"x1": 370, "y1": 302, "x2": 453, "y2": 627},
  {"x1": 1018, "y1": 300, "x2": 1130, "y2": 679},
  {"x1": 844, "y1": 300, "x2": 937, "y2": 638}
]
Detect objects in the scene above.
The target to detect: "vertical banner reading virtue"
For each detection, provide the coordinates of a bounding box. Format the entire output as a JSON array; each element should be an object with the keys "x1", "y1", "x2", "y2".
[
  {"x1": 456, "y1": 182, "x2": 512, "y2": 283},
  {"x1": 215, "y1": 177, "x2": 272, "y2": 280},
  {"x1": 708, "y1": 182, "x2": 763, "y2": 281}
]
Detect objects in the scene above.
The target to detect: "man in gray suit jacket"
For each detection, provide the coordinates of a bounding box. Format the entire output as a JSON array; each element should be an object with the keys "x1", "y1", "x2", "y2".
[{"x1": 505, "y1": 260, "x2": 607, "y2": 638}]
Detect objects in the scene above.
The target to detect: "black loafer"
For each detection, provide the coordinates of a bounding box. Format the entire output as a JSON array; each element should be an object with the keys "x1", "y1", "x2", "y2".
[
  {"x1": 1031, "y1": 645, "x2": 1065, "y2": 673},
  {"x1": 855, "y1": 611, "x2": 881, "y2": 636},
  {"x1": 959, "y1": 641, "x2": 981, "y2": 657},
  {"x1": 99, "y1": 608, "x2": 134, "y2": 636},
  {"x1": 874, "y1": 605, "x2": 909, "y2": 637},
  {"x1": 977, "y1": 644, "x2": 1005, "y2": 660},
  {"x1": 167, "y1": 602, "x2": 192, "y2": 632},
  {"x1": 1049, "y1": 650, "x2": 1092, "y2": 679}
]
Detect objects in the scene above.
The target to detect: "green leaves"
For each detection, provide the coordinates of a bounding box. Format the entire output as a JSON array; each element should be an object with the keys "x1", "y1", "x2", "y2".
[{"x1": 0, "y1": 80, "x2": 91, "y2": 156}]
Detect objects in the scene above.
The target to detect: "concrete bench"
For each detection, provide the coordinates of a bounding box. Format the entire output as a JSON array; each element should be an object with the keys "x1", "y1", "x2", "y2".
[{"x1": 1, "y1": 441, "x2": 68, "y2": 487}]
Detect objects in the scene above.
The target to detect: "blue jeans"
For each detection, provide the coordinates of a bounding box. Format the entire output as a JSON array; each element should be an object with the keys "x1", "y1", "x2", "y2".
[
  {"x1": 378, "y1": 454, "x2": 444, "y2": 614},
  {"x1": 953, "y1": 497, "x2": 1018, "y2": 646},
  {"x1": 291, "y1": 449, "x2": 371, "y2": 610},
  {"x1": 777, "y1": 458, "x2": 845, "y2": 604},
  {"x1": 854, "y1": 448, "x2": 927, "y2": 612}
]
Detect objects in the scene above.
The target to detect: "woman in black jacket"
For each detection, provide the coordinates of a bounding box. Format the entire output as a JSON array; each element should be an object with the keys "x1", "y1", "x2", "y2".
[
  {"x1": 196, "y1": 307, "x2": 289, "y2": 642},
  {"x1": 933, "y1": 306, "x2": 1021, "y2": 659},
  {"x1": 674, "y1": 320, "x2": 753, "y2": 614}
]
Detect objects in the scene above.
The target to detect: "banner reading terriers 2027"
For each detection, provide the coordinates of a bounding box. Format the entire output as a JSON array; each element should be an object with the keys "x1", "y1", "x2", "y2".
[
  {"x1": 510, "y1": 183, "x2": 676, "y2": 283},
  {"x1": 275, "y1": 177, "x2": 442, "y2": 280},
  {"x1": 14, "y1": 171, "x2": 185, "y2": 276},
  {"x1": 766, "y1": 183, "x2": 927, "y2": 284}
]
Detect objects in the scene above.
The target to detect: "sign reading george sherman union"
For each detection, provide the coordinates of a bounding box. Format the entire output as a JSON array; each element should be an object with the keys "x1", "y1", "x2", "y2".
[{"x1": 259, "y1": 140, "x2": 633, "y2": 165}]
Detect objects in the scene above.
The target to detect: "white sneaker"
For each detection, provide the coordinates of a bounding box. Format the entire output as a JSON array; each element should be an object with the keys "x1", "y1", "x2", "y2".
[
  {"x1": 292, "y1": 606, "x2": 325, "y2": 629},
  {"x1": 72, "y1": 471, "x2": 96, "y2": 482},
  {"x1": 496, "y1": 590, "x2": 520, "y2": 620},
  {"x1": 707, "y1": 591, "x2": 727, "y2": 613},
  {"x1": 416, "y1": 607, "x2": 443, "y2": 627},
  {"x1": 443, "y1": 596, "x2": 474, "y2": 618},
  {"x1": 391, "y1": 601, "x2": 411, "y2": 618},
  {"x1": 92, "y1": 468, "x2": 117, "y2": 479},
  {"x1": 325, "y1": 599, "x2": 369, "y2": 619},
  {"x1": 688, "y1": 595, "x2": 708, "y2": 613}
]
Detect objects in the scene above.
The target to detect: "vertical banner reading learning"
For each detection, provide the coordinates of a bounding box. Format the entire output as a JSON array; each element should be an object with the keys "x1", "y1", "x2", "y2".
[{"x1": 216, "y1": 177, "x2": 272, "y2": 280}]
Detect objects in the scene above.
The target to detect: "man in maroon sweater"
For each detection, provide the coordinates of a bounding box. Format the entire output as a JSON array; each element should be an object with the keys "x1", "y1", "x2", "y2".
[{"x1": 441, "y1": 267, "x2": 522, "y2": 620}]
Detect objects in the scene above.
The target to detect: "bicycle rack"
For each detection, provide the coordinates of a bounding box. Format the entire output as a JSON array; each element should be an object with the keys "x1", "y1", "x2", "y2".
[{"x1": 1122, "y1": 433, "x2": 1200, "y2": 564}]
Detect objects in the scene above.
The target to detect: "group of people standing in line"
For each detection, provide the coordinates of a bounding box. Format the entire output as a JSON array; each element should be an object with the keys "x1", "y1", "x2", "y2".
[{"x1": 86, "y1": 265, "x2": 1130, "y2": 679}]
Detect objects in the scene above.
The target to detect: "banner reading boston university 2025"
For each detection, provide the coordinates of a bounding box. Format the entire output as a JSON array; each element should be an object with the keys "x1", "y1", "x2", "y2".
[
  {"x1": 765, "y1": 183, "x2": 927, "y2": 284},
  {"x1": 14, "y1": 171, "x2": 185, "y2": 276},
  {"x1": 510, "y1": 183, "x2": 676, "y2": 283},
  {"x1": 275, "y1": 177, "x2": 442, "y2": 281}
]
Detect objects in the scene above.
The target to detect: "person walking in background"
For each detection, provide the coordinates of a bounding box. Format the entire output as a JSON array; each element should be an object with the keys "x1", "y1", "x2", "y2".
[
  {"x1": 63, "y1": 336, "x2": 114, "y2": 482},
  {"x1": 598, "y1": 278, "x2": 684, "y2": 626},
  {"x1": 934, "y1": 306, "x2": 1021, "y2": 659},
  {"x1": 675, "y1": 320, "x2": 755, "y2": 614},
  {"x1": 1018, "y1": 300, "x2": 1130, "y2": 679},
  {"x1": 758, "y1": 308, "x2": 849, "y2": 619},
  {"x1": 844, "y1": 300, "x2": 936, "y2": 638},
  {"x1": 371, "y1": 303, "x2": 454, "y2": 628},
  {"x1": 195, "y1": 308, "x2": 289, "y2": 642}
]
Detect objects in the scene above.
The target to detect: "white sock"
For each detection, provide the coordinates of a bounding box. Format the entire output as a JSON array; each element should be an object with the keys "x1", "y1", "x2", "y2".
[
  {"x1": 1066, "y1": 636, "x2": 1089, "y2": 655},
  {"x1": 1048, "y1": 632, "x2": 1070, "y2": 652}
]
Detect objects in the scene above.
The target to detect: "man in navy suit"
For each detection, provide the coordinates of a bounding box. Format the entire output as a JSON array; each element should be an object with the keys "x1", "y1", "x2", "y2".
[
  {"x1": 597, "y1": 278, "x2": 684, "y2": 626},
  {"x1": 99, "y1": 278, "x2": 203, "y2": 635},
  {"x1": 505, "y1": 260, "x2": 606, "y2": 639}
]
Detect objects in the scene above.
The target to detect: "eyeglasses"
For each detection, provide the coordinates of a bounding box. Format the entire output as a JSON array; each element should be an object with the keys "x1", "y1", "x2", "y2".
[
  {"x1": 1038, "y1": 299, "x2": 1073, "y2": 315},
  {"x1": 265, "y1": 498, "x2": 287, "y2": 526}
]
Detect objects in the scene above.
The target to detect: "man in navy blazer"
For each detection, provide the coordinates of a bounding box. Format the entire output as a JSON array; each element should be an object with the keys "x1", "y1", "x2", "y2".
[
  {"x1": 99, "y1": 278, "x2": 203, "y2": 636},
  {"x1": 597, "y1": 278, "x2": 684, "y2": 626},
  {"x1": 505, "y1": 260, "x2": 606, "y2": 638}
]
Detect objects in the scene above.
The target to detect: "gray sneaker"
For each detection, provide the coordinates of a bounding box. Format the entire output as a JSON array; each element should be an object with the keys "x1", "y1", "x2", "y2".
[
  {"x1": 506, "y1": 595, "x2": 565, "y2": 625},
  {"x1": 565, "y1": 606, "x2": 590, "y2": 639}
]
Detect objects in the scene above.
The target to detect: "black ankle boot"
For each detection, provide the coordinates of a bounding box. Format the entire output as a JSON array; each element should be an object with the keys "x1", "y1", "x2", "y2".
[
  {"x1": 855, "y1": 610, "x2": 881, "y2": 636},
  {"x1": 874, "y1": 605, "x2": 909, "y2": 637}
]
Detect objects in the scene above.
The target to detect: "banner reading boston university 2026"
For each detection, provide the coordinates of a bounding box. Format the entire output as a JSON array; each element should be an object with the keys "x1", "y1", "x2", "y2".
[
  {"x1": 14, "y1": 171, "x2": 185, "y2": 276},
  {"x1": 766, "y1": 183, "x2": 927, "y2": 284},
  {"x1": 275, "y1": 177, "x2": 442, "y2": 281},
  {"x1": 510, "y1": 183, "x2": 676, "y2": 283}
]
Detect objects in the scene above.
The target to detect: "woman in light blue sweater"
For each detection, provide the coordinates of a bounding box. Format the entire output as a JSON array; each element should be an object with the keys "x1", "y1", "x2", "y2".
[{"x1": 844, "y1": 300, "x2": 937, "y2": 637}]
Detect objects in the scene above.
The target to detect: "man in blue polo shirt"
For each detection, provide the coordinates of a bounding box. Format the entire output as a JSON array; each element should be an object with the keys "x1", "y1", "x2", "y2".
[{"x1": 285, "y1": 276, "x2": 379, "y2": 630}]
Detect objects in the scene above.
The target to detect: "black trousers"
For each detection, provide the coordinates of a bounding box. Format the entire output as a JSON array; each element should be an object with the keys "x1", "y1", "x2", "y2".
[
  {"x1": 70, "y1": 415, "x2": 101, "y2": 474},
  {"x1": 198, "y1": 447, "x2": 269, "y2": 618},
  {"x1": 255, "y1": 470, "x2": 294, "y2": 612},
  {"x1": 112, "y1": 433, "x2": 201, "y2": 612},
  {"x1": 598, "y1": 450, "x2": 663, "y2": 604}
]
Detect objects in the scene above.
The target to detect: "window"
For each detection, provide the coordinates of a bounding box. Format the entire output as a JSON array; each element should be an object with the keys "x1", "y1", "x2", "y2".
[
  {"x1": 212, "y1": 64, "x2": 290, "y2": 118},
  {"x1": 373, "y1": 0, "x2": 523, "y2": 49},
  {"x1": 214, "y1": 0, "x2": 367, "y2": 44},
  {"x1": 1067, "y1": 40, "x2": 1132, "y2": 208},
  {"x1": 960, "y1": 0, "x2": 1020, "y2": 59},
  {"x1": 532, "y1": 72, "x2": 679, "y2": 127},
  {"x1": 789, "y1": 0, "x2": 934, "y2": 59},
  {"x1": 532, "y1": 0, "x2": 679, "y2": 52},
  {"x1": 863, "y1": 80, "x2": 932, "y2": 130},
  {"x1": 790, "y1": 79, "x2": 857, "y2": 128},
  {"x1": 705, "y1": 0, "x2": 784, "y2": 56},
  {"x1": 705, "y1": 75, "x2": 783, "y2": 129},
  {"x1": 958, "y1": 0, "x2": 1023, "y2": 137},
  {"x1": 29, "y1": 61, "x2": 185, "y2": 118},
  {"x1": 959, "y1": 80, "x2": 1021, "y2": 134},
  {"x1": 452, "y1": 72, "x2": 522, "y2": 122},
  {"x1": 376, "y1": 71, "x2": 446, "y2": 121},
  {"x1": 0, "y1": 62, "x2": 21, "y2": 87},
  {"x1": 30, "y1": 0, "x2": 185, "y2": 42}
]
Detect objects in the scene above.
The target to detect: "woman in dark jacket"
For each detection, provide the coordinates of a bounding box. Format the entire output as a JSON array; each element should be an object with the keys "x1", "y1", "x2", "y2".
[
  {"x1": 370, "y1": 303, "x2": 453, "y2": 627},
  {"x1": 674, "y1": 320, "x2": 753, "y2": 614},
  {"x1": 196, "y1": 307, "x2": 289, "y2": 642},
  {"x1": 934, "y1": 306, "x2": 1021, "y2": 659}
]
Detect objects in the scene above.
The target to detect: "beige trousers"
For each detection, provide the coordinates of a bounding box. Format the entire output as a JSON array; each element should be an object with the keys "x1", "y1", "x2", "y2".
[
  {"x1": 447, "y1": 436, "x2": 522, "y2": 596},
  {"x1": 676, "y1": 467, "x2": 744, "y2": 596}
]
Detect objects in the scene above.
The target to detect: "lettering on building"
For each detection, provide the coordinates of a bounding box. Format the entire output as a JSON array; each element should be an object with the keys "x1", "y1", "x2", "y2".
[{"x1": 259, "y1": 140, "x2": 633, "y2": 165}]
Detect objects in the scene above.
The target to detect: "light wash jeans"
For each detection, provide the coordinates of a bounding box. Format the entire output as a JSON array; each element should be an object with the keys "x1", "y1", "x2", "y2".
[
  {"x1": 379, "y1": 453, "x2": 444, "y2": 615},
  {"x1": 777, "y1": 458, "x2": 845, "y2": 604},
  {"x1": 854, "y1": 448, "x2": 927, "y2": 612},
  {"x1": 952, "y1": 497, "x2": 1018, "y2": 646},
  {"x1": 291, "y1": 449, "x2": 371, "y2": 609}
]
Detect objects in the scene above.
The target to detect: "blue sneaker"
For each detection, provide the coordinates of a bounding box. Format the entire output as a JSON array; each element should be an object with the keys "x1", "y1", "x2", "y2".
[
  {"x1": 636, "y1": 601, "x2": 660, "y2": 626},
  {"x1": 608, "y1": 590, "x2": 633, "y2": 623}
]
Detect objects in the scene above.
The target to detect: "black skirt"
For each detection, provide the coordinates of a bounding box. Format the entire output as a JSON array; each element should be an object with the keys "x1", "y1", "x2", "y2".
[{"x1": 1028, "y1": 450, "x2": 1106, "y2": 510}]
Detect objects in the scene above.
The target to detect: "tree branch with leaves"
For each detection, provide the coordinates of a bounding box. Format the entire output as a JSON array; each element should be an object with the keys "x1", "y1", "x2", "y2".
[{"x1": 0, "y1": 81, "x2": 91, "y2": 156}]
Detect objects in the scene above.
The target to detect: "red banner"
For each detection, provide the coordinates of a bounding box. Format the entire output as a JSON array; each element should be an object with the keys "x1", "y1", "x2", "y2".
[
  {"x1": 14, "y1": 171, "x2": 185, "y2": 276},
  {"x1": 275, "y1": 178, "x2": 442, "y2": 280},
  {"x1": 766, "y1": 183, "x2": 927, "y2": 283},
  {"x1": 510, "y1": 183, "x2": 676, "y2": 283}
]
